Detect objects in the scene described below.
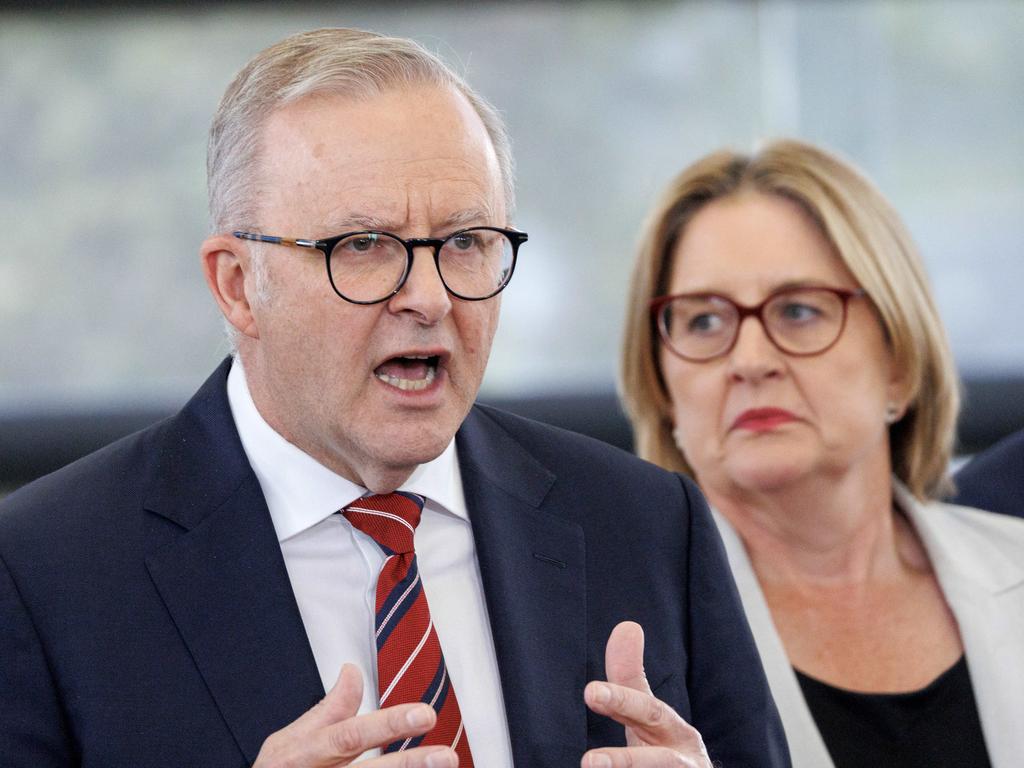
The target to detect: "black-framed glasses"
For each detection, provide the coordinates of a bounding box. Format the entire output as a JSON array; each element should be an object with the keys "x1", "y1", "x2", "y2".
[
  {"x1": 651, "y1": 285, "x2": 867, "y2": 362},
  {"x1": 233, "y1": 226, "x2": 527, "y2": 304}
]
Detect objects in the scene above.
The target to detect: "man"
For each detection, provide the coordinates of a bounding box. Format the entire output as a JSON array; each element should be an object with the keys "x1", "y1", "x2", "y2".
[
  {"x1": 0, "y1": 29, "x2": 788, "y2": 767},
  {"x1": 952, "y1": 428, "x2": 1024, "y2": 517}
]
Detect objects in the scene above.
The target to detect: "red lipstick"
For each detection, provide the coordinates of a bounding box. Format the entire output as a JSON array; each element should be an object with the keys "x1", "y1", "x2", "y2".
[{"x1": 731, "y1": 408, "x2": 797, "y2": 432}]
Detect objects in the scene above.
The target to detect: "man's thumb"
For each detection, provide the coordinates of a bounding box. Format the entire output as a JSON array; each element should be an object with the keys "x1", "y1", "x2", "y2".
[{"x1": 604, "y1": 621, "x2": 652, "y2": 694}]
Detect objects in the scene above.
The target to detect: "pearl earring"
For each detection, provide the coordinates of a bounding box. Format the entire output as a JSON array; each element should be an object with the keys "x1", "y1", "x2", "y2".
[{"x1": 884, "y1": 402, "x2": 901, "y2": 424}]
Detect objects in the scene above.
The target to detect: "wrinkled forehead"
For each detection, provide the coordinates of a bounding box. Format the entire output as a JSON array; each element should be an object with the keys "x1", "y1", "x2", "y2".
[{"x1": 253, "y1": 85, "x2": 505, "y2": 227}]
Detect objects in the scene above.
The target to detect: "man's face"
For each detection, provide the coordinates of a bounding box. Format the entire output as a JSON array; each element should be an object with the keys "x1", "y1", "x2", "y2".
[{"x1": 235, "y1": 84, "x2": 506, "y2": 491}]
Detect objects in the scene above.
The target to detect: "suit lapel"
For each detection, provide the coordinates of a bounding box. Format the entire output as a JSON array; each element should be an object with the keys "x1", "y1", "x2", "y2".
[
  {"x1": 457, "y1": 406, "x2": 588, "y2": 766},
  {"x1": 946, "y1": 581, "x2": 1024, "y2": 768},
  {"x1": 712, "y1": 512, "x2": 836, "y2": 768},
  {"x1": 143, "y1": 361, "x2": 323, "y2": 763},
  {"x1": 902, "y1": 488, "x2": 1024, "y2": 768}
]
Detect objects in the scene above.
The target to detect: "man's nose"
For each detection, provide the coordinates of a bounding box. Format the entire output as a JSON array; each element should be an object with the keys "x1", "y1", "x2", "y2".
[
  {"x1": 388, "y1": 246, "x2": 452, "y2": 323},
  {"x1": 726, "y1": 315, "x2": 784, "y2": 382}
]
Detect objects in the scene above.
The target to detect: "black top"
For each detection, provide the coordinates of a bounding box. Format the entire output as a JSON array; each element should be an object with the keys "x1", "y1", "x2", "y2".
[{"x1": 795, "y1": 655, "x2": 992, "y2": 768}]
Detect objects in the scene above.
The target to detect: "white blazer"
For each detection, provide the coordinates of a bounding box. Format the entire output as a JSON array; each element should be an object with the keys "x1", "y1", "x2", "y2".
[{"x1": 713, "y1": 481, "x2": 1024, "y2": 768}]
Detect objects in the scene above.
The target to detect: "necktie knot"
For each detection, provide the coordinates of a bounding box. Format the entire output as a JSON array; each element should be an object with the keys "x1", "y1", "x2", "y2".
[{"x1": 342, "y1": 492, "x2": 424, "y2": 555}]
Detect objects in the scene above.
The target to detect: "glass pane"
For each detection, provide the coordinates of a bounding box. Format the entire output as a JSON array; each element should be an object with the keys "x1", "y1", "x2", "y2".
[
  {"x1": 329, "y1": 234, "x2": 407, "y2": 302},
  {"x1": 439, "y1": 230, "x2": 512, "y2": 298},
  {"x1": 1, "y1": 1, "x2": 1021, "y2": 408}
]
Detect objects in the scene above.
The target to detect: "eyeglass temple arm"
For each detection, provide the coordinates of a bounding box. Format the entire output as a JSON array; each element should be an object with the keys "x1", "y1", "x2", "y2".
[{"x1": 233, "y1": 232, "x2": 320, "y2": 248}]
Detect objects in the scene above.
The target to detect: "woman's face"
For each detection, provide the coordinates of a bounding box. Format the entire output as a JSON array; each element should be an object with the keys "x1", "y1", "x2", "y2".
[{"x1": 660, "y1": 192, "x2": 904, "y2": 498}]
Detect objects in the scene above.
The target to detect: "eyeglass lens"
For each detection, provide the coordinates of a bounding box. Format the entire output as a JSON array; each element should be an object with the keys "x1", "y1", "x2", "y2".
[
  {"x1": 328, "y1": 228, "x2": 515, "y2": 302},
  {"x1": 661, "y1": 287, "x2": 847, "y2": 360}
]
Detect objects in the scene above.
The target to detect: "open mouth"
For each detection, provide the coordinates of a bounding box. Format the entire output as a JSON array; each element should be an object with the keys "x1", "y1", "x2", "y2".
[{"x1": 374, "y1": 354, "x2": 440, "y2": 392}]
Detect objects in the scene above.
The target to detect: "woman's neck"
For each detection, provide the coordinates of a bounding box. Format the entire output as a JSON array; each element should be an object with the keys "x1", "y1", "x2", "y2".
[
  {"x1": 705, "y1": 457, "x2": 961, "y2": 692},
  {"x1": 707, "y1": 463, "x2": 925, "y2": 589}
]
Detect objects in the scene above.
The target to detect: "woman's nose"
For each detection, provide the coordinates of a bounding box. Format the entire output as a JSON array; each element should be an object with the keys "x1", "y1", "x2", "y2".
[{"x1": 726, "y1": 315, "x2": 784, "y2": 382}]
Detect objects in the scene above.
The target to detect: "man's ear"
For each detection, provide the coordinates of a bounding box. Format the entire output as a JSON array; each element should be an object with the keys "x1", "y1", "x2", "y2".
[{"x1": 200, "y1": 234, "x2": 260, "y2": 340}]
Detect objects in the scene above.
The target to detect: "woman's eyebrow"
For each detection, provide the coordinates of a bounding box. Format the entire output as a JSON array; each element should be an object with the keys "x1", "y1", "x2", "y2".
[{"x1": 671, "y1": 278, "x2": 845, "y2": 298}]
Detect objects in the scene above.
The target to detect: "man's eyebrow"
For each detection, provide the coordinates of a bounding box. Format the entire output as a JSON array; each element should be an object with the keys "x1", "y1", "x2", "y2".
[
  {"x1": 436, "y1": 208, "x2": 495, "y2": 231},
  {"x1": 320, "y1": 214, "x2": 392, "y2": 233},
  {"x1": 319, "y1": 208, "x2": 498, "y2": 237}
]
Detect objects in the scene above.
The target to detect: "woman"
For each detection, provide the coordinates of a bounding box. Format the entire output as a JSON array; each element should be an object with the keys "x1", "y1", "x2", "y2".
[{"x1": 620, "y1": 139, "x2": 1024, "y2": 768}]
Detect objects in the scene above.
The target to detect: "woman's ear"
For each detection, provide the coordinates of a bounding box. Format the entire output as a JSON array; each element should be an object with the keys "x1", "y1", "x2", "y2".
[
  {"x1": 885, "y1": 357, "x2": 912, "y2": 423},
  {"x1": 200, "y1": 234, "x2": 260, "y2": 340}
]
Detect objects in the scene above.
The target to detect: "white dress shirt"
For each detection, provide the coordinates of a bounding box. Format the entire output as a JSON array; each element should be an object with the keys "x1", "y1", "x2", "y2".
[{"x1": 227, "y1": 362, "x2": 513, "y2": 765}]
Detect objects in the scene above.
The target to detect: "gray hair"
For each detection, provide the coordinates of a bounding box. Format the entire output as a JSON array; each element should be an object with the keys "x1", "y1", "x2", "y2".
[{"x1": 207, "y1": 27, "x2": 516, "y2": 234}]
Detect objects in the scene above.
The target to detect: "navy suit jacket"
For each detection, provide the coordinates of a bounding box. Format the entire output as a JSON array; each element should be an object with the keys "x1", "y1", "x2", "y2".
[
  {"x1": 0, "y1": 360, "x2": 788, "y2": 767},
  {"x1": 952, "y1": 428, "x2": 1024, "y2": 518}
]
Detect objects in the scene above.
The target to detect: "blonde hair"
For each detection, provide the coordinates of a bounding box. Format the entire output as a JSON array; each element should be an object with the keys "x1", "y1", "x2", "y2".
[
  {"x1": 620, "y1": 139, "x2": 959, "y2": 500},
  {"x1": 207, "y1": 27, "x2": 515, "y2": 233}
]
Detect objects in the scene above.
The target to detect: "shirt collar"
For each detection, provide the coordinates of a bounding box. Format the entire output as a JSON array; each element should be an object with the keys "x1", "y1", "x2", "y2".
[{"x1": 226, "y1": 358, "x2": 466, "y2": 543}]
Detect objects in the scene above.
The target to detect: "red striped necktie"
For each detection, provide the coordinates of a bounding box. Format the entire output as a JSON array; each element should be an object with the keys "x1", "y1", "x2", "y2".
[{"x1": 342, "y1": 492, "x2": 474, "y2": 764}]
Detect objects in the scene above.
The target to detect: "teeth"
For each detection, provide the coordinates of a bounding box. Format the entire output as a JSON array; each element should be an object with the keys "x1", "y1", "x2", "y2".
[{"x1": 376, "y1": 364, "x2": 437, "y2": 391}]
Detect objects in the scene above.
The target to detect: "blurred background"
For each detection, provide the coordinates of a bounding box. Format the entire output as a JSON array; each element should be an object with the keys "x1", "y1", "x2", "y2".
[{"x1": 2, "y1": 0, "x2": 1023, "y2": 493}]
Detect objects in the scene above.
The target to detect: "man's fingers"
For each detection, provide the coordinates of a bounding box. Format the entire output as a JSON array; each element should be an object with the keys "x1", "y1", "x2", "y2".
[
  {"x1": 311, "y1": 702, "x2": 438, "y2": 763},
  {"x1": 303, "y1": 663, "x2": 365, "y2": 730},
  {"x1": 585, "y1": 680, "x2": 672, "y2": 733},
  {"x1": 591, "y1": 624, "x2": 710, "y2": 764},
  {"x1": 581, "y1": 746, "x2": 703, "y2": 768},
  {"x1": 604, "y1": 621, "x2": 652, "y2": 695},
  {"x1": 367, "y1": 745, "x2": 458, "y2": 768},
  {"x1": 264, "y1": 663, "x2": 364, "y2": 747},
  {"x1": 584, "y1": 682, "x2": 706, "y2": 754},
  {"x1": 254, "y1": 694, "x2": 440, "y2": 767}
]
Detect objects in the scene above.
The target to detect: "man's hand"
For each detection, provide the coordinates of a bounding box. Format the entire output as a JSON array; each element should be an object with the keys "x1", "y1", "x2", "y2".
[
  {"x1": 254, "y1": 664, "x2": 457, "y2": 768},
  {"x1": 582, "y1": 622, "x2": 712, "y2": 768}
]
